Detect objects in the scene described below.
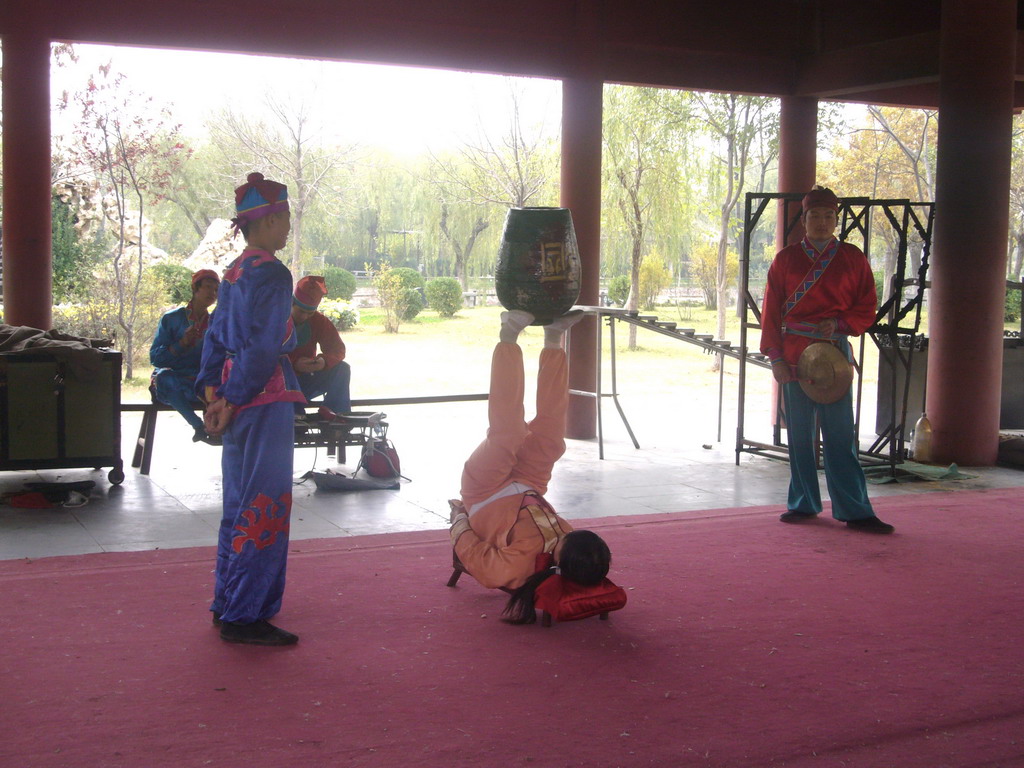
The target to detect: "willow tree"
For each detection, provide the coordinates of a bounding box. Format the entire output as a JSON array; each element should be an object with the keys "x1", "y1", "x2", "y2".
[
  {"x1": 603, "y1": 85, "x2": 685, "y2": 349},
  {"x1": 1009, "y1": 115, "x2": 1024, "y2": 281},
  {"x1": 687, "y1": 92, "x2": 778, "y2": 369}
]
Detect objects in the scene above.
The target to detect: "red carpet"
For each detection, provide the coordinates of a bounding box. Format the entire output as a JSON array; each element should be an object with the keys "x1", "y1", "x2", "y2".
[{"x1": 2, "y1": 489, "x2": 1022, "y2": 768}]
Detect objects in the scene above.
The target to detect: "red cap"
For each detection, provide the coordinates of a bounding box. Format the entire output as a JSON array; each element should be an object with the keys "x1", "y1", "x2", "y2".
[
  {"x1": 294, "y1": 275, "x2": 328, "y2": 310},
  {"x1": 802, "y1": 186, "x2": 840, "y2": 213},
  {"x1": 191, "y1": 269, "x2": 220, "y2": 289}
]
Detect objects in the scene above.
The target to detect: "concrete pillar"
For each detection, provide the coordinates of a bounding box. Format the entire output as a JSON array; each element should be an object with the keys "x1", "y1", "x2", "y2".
[
  {"x1": 927, "y1": 0, "x2": 1016, "y2": 465},
  {"x1": 562, "y1": 76, "x2": 603, "y2": 440},
  {"x1": 2, "y1": 31, "x2": 53, "y2": 329}
]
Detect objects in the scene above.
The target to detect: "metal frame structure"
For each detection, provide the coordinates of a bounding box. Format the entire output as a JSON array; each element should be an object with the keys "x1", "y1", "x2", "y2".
[
  {"x1": 570, "y1": 305, "x2": 773, "y2": 459},
  {"x1": 736, "y1": 192, "x2": 934, "y2": 475}
]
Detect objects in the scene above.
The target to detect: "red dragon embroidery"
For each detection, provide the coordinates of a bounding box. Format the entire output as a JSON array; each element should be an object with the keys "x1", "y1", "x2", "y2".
[{"x1": 232, "y1": 492, "x2": 292, "y2": 553}]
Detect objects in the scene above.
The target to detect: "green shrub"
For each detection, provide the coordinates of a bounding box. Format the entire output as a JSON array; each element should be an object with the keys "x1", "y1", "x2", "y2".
[
  {"x1": 371, "y1": 262, "x2": 409, "y2": 333},
  {"x1": 873, "y1": 271, "x2": 888, "y2": 307},
  {"x1": 52, "y1": 195, "x2": 105, "y2": 303},
  {"x1": 403, "y1": 288, "x2": 425, "y2": 321},
  {"x1": 319, "y1": 298, "x2": 360, "y2": 331},
  {"x1": 639, "y1": 254, "x2": 671, "y2": 310},
  {"x1": 391, "y1": 267, "x2": 425, "y2": 321},
  {"x1": 391, "y1": 267, "x2": 426, "y2": 292},
  {"x1": 51, "y1": 302, "x2": 118, "y2": 343},
  {"x1": 425, "y1": 277, "x2": 464, "y2": 317},
  {"x1": 1006, "y1": 284, "x2": 1022, "y2": 323},
  {"x1": 608, "y1": 275, "x2": 630, "y2": 307},
  {"x1": 323, "y1": 266, "x2": 357, "y2": 301},
  {"x1": 149, "y1": 263, "x2": 195, "y2": 305}
]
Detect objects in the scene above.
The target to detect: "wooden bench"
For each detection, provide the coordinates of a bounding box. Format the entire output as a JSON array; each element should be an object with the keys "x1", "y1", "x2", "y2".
[{"x1": 122, "y1": 393, "x2": 487, "y2": 476}]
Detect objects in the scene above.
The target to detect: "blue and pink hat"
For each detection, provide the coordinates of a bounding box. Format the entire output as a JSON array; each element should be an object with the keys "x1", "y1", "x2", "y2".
[{"x1": 231, "y1": 172, "x2": 289, "y2": 233}]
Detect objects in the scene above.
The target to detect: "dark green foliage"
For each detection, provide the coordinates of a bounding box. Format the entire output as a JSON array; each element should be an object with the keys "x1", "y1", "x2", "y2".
[
  {"x1": 392, "y1": 267, "x2": 426, "y2": 291},
  {"x1": 873, "y1": 271, "x2": 888, "y2": 306},
  {"x1": 51, "y1": 195, "x2": 105, "y2": 303},
  {"x1": 1006, "y1": 284, "x2": 1022, "y2": 324},
  {"x1": 608, "y1": 275, "x2": 630, "y2": 307},
  {"x1": 149, "y1": 263, "x2": 195, "y2": 305},
  {"x1": 323, "y1": 266, "x2": 357, "y2": 301},
  {"x1": 392, "y1": 267, "x2": 426, "y2": 321},
  {"x1": 403, "y1": 288, "x2": 425, "y2": 321},
  {"x1": 425, "y1": 277, "x2": 464, "y2": 317}
]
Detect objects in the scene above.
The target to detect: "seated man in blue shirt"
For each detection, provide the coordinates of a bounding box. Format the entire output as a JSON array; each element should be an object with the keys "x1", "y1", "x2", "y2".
[{"x1": 150, "y1": 269, "x2": 220, "y2": 443}]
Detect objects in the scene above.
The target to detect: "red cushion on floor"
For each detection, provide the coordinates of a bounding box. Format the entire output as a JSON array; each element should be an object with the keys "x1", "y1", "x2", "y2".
[
  {"x1": 5, "y1": 491, "x2": 54, "y2": 509},
  {"x1": 533, "y1": 575, "x2": 627, "y2": 622}
]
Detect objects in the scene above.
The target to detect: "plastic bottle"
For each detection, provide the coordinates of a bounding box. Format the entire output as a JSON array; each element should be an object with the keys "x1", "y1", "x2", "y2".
[{"x1": 911, "y1": 413, "x2": 933, "y2": 463}]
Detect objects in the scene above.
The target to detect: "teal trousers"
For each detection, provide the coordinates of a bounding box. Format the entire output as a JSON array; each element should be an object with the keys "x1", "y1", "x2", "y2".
[{"x1": 782, "y1": 379, "x2": 875, "y2": 521}]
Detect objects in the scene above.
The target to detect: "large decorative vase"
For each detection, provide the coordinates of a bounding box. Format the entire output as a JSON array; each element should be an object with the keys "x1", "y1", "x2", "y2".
[{"x1": 495, "y1": 207, "x2": 581, "y2": 325}]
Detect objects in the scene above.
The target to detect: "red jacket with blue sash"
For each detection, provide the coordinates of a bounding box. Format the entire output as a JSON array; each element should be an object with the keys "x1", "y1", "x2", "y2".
[{"x1": 760, "y1": 236, "x2": 877, "y2": 368}]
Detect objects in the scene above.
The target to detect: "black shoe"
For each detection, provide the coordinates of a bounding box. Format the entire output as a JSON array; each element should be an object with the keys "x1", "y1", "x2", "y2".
[
  {"x1": 193, "y1": 428, "x2": 222, "y2": 446},
  {"x1": 779, "y1": 510, "x2": 817, "y2": 523},
  {"x1": 212, "y1": 611, "x2": 222, "y2": 628},
  {"x1": 220, "y1": 619, "x2": 299, "y2": 646},
  {"x1": 846, "y1": 516, "x2": 895, "y2": 534}
]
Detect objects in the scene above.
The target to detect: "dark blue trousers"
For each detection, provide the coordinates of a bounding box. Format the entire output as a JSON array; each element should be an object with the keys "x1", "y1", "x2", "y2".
[
  {"x1": 298, "y1": 360, "x2": 351, "y2": 413},
  {"x1": 212, "y1": 401, "x2": 294, "y2": 624},
  {"x1": 153, "y1": 370, "x2": 204, "y2": 431}
]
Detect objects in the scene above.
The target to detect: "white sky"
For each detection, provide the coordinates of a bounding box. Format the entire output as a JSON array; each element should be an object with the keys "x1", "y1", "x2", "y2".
[{"x1": 49, "y1": 43, "x2": 563, "y2": 154}]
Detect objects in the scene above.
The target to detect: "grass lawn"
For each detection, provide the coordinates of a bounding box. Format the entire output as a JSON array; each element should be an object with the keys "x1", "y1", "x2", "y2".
[
  {"x1": 121, "y1": 302, "x2": 887, "y2": 411},
  {"x1": 124, "y1": 299, "x2": 1014, "y2": 449}
]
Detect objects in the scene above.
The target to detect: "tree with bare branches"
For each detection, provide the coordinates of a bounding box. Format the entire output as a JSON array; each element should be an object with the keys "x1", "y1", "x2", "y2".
[
  {"x1": 690, "y1": 92, "x2": 778, "y2": 370},
  {"x1": 427, "y1": 81, "x2": 557, "y2": 289},
  {"x1": 67, "y1": 63, "x2": 189, "y2": 377},
  {"x1": 819, "y1": 106, "x2": 937, "y2": 296},
  {"x1": 208, "y1": 94, "x2": 355, "y2": 274}
]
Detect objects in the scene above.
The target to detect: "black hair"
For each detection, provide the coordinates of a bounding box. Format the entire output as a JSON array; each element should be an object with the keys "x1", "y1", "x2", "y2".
[{"x1": 501, "y1": 530, "x2": 611, "y2": 625}]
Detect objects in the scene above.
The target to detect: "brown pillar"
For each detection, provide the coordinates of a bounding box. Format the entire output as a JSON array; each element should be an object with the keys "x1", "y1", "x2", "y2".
[
  {"x1": 768, "y1": 97, "x2": 818, "y2": 426},
  {"x1": 562, "y1": 76, "x2": 603, "y2": 439},
  {"x1": 2, "y1": 31, "x2": 53, "y2": 329},
  {"x1": 776, "y1": 96, "x2": 818, "y2": 249},
  {"x1": 927, "y1": 0, "x2": 1016, "y2": 465}
]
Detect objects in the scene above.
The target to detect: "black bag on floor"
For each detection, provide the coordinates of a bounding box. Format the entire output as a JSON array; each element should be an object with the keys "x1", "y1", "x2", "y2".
[{"x1": 309, "y1": 469, "x2": 399, "y2": 492}]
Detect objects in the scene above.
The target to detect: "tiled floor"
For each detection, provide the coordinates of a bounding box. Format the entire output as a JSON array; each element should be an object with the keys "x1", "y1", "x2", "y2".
[{"x1": 2, "y1": 399, "x2": 1021, "y2": 561}]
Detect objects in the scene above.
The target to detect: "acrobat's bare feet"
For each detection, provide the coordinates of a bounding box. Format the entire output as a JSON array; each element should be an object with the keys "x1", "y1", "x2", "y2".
[
  {"x1": 544, "y1": 309, "x2": 585, "y2": 348},
  {"x1": 500, "y1": 310, "x2": 535, "y2": 343}
]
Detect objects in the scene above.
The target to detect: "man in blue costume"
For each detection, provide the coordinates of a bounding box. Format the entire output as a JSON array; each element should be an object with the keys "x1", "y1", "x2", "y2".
[
  {"x1": 198, "y1": 172, "x2": 307, "y2": 646},
  {"x1": 150, "y1": 269, "x2": 220, "y2": 444}
]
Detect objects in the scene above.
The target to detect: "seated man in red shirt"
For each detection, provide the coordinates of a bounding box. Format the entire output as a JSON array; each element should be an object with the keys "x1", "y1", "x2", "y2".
[{"x1": 287, "y1": 276, "x2": 351, "y2": 419}]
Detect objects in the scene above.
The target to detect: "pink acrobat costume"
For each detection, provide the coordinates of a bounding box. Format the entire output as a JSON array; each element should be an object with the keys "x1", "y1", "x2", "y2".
[{"x1": 451, "y1": 313, "x2": 580, "y2": 590}]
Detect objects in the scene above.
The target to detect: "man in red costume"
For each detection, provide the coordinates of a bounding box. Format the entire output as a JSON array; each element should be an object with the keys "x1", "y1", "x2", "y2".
[
  {"x1": 287, "y1": 275, "x2": 351, "y2": 419},
  {"x1": 760, "y1": 186, "x2": 894, "y2": 533}
]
